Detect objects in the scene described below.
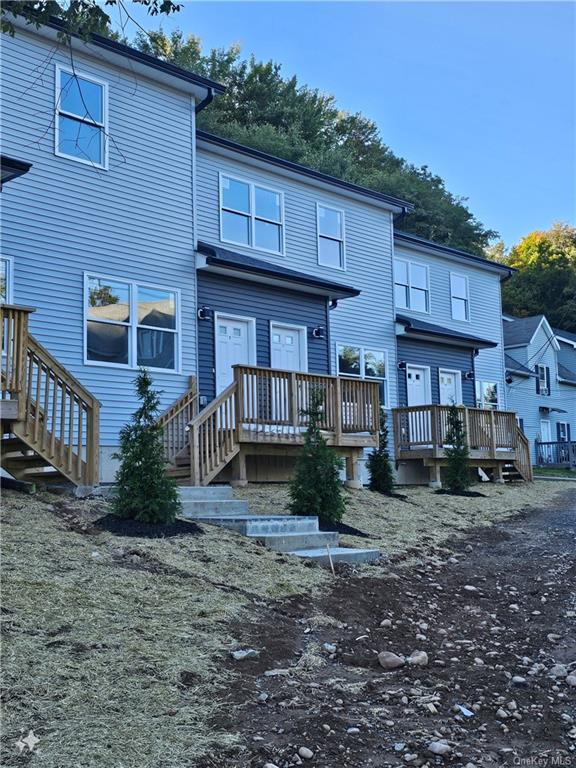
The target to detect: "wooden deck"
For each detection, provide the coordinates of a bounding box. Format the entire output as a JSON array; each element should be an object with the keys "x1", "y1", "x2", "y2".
[{"x1": 536, "y1": 440, "x2": 576, "y2": 469}]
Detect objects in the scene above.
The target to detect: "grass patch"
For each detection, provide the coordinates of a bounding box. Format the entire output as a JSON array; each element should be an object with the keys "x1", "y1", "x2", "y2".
[{"x1": 533, "y1": 467, "x2": 576, "y2": 478}]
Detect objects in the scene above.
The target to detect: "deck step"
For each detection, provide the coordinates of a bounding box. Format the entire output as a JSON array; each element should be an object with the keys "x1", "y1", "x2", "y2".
[
  {"x1": 22, "y1": 469, "x2": 67, "y2": 484},
  {"x1": 249, "y1": 530, "x2": 339, "y2": 552},
  {"x1": 0, "y1": 436, "x2": 28, "y2": 453},
  {"x1": 289, "y1": 546, "x2": 381, "y2": 565},
  {"x1": 178, "y1": 485, "x2": 233, "y2": 501},
  {"x1": 180, "y1": 499, "x2": 249, "y2": 517},
  {"x1": 3, "y1": 454, "x2": 50, "y2": 468}
]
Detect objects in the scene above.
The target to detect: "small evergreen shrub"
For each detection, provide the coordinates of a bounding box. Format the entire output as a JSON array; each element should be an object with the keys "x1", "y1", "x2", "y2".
[
  {"x1": 113, "y1": 369, "x2": 181, "y2": 524},
  {"x1": 367, "y1": 410, "x2": 394, "y2": 494},
  {"x1": 443, "y1": 403, "x2": 471, "y2": 493},
  {"x1": 289, "y1": 387, "x2": 346, "y2": 523}
]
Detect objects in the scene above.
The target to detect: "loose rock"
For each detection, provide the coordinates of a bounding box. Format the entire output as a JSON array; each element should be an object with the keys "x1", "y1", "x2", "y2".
[{"x1": 378, "y1": 651, "x2": 405, "y2": 669}]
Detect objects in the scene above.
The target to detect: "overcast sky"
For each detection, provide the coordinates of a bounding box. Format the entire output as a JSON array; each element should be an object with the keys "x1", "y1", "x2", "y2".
[{"x1": 115, "y1": 1, "x2": 576, "y2": 246}]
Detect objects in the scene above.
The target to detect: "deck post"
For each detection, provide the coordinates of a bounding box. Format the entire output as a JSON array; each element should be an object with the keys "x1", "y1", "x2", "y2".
[
  {"x1": 230, "y1": 449, "x2": 247, "y2": 488},
  {"x1": 344, "y1": 448, "x2": 363, "y2": 489},
  {"x1": 428, "y1": 462, "x2": 442, "y2": 489},
  {"x1": 493, "y1": 462, "x2": 505, "y2": 484},
  {"x1": 489, "y1": 410, "x2": 497, "y2": 459}
]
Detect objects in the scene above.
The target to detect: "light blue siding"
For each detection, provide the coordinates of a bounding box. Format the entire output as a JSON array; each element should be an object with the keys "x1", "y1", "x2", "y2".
[{"x1": 1, "y1": 30, "x2": 197, "y2": 464}]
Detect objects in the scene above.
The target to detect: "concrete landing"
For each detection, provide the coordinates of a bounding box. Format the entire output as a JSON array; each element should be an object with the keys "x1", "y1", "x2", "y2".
[{"x1": 291, "y1": 546, "x2": 381, "y2": 565}]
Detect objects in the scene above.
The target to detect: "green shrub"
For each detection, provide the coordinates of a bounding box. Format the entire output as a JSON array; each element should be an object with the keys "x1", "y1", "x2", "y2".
[
  {"x1": 113, "y1": 369, "x2": 181, "y2": 524},
  {"x1": 288, "y1": 387, "x2": 346, "y2": 523},
  {"x1": 443, "y1": 403, "x2": 471, "y2": 493},
  {"x1": 367, "y1": 410, "x2": 394, "y2": 494}
]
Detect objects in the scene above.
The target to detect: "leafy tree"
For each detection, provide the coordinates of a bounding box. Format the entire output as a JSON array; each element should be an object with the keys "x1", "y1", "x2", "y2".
[
  {"x1": 499, "y1": 223, "x2": 576, "y2": 332},
  {"x1": 289, "y1": 388, "x2": 346, "y2": 523},
  {"x1": 443, "y1": 404, "x2": 471, "y2": 493},
  {"x1": 367, "y1": 410, "x2": 394, "y2": 495},
  {"x1": 129, "y1": 27, "x2": 497, "y2": 254},
  {"x1": 113, "y1": 369, "x2": 181, "y2": 524}
]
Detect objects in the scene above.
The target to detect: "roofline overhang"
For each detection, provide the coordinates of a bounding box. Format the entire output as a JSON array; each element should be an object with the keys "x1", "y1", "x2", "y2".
[
  {"x1": 505, "y1": 367, "x2": 537, "y2": 379},
  {"x1": 528, "y1": 316, "x2": 561, "y2": 351},
  {"x1": 395, "y1": 315, "x2": 497, "y2": 350},
  {"x1": 558, "y1": 377, "x2": 576, "y2": 387},
  {"x1": 10, "y1": 15, "x2": 225, "y2": 105},
  {"x1": 1, "y1": 155, "x2": 32, "y2": 187},
  {"x1": 394, "y1": 232, "x2": 515, "y2": 281},
  {"x1": 197, "y1": 131, "x2": 414, "y2": 215}
]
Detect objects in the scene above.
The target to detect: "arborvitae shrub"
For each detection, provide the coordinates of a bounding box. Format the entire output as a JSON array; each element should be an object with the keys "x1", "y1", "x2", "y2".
[
  {"x1": 443, "y1": 403, "x2": 471, "y2": 493},
  {"x1": 367, "y1": 410, "x2": 394, "y2": 494}
]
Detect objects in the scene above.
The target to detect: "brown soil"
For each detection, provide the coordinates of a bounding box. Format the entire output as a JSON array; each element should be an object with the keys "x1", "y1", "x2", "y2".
[{"x1": 211, "y1": 489, "x2": 576, "y2": 767}]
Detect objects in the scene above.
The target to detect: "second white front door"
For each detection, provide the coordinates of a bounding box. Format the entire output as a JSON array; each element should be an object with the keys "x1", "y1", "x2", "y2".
[
  {"x1": 439, "y1": 369, "x2": 461, "y2": 405},
  {"x1": 215, "y1": 315, "x2": 255, "y2": 394},
  {"x1": 270, "y1": 323, "x2": 307, "y2": 372}
]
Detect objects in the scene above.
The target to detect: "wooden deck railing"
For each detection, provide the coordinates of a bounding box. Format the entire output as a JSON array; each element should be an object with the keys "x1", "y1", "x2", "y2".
[
  {"x1": 158, "y1": 377, "x2": 199, "y2": 464},
  {"x1": 536, "y1": 440, "x2": 576, "y2": 469},
  {"x1": 1, "y1": 304, "x2": 100, "y2": 486}
]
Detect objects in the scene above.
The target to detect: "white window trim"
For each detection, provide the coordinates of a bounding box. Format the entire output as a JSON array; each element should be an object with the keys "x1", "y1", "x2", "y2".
[
  {"x1": 269, "y1": 321, "x2": 308, "y2": 372},
  {"x1": 83, "y1": 272, "x2": 181, "y2": 373},
  {"x1": 218, "y1": 171, "x2": 285, "y2": 257},
  {"x1": 55, "y1": 64, "x2": 109, "y2": 170},
  {"x1": 449, "y1": 271, "x2": 470, "y2": 322},
  {"x1": 405, "y1": 364, "x2": 432, "y2": 405},
  {"x1": 475, "y1": 379, "x2": 499, "y2": 410},
  {"x1": 537, "y1": 363, "x2": 549, "y2": 395},
  {"x1": 335, "y1": 342, "x2": 389, "y2": 407},
  {"x1": 1, "y1": 256, "x2": 14, "y2": 304},
  {"x1": 393, "y1": 257, "x2": 431, "y2": 314},
  {"x1": 316, "y1": 202, "x2": 346, "y2": 271},
  {"x1": 438, "y1": 368, "x2": 463, "y2": 405}
]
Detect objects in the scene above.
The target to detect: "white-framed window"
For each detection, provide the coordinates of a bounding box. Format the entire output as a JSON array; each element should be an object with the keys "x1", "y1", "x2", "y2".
[
  {"x1": 394, "y1": 258, "x2": 430, "y2": 313},
  {"x1": 336, "y1": 343, "x2": 388, "y2": 407},
  {"x1": 85, "y1": 274, "x2": 180, "y2": 372},
  {"x1": 219, "y1": 173, "x2": 284, "y2": 255},
  {"x1": 450, "y1": 273, "x2": 469, "y2": 321},
  {"x1": 536, "y1": 364, "x2": 550, "y2": 396},
  {"x1": 317, "y1": 204, "x2": 345, "y2": 269},
  {"x1": 475, "y1": 380, "x2": 499, "y2": 410},
  {"x1": 1, "y1": 257, "x2": 13, "y2": 303},
  {"x1": 55, "y1": 65, "x2": 108, "y2": 168},
  {"x1": 558, "y1": 422, "x2": 568, "y2": 442}
]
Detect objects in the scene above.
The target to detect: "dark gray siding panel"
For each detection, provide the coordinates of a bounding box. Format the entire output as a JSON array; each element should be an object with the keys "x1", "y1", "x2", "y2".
[
  {"x1": 396, "y1": 337, "x2": 475, "y2": 406},
  {"x1": 197, "y1": 272, "x2": 329, "y2": 401}
]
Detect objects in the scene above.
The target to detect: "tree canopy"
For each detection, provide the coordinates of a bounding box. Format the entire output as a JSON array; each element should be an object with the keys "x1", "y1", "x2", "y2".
[
  {"x1": 494, "y1": 223, "x2": 576, "y2": 332},
  {"x1": 131, "y1": 28, "x2": 497, "y2": 254}
]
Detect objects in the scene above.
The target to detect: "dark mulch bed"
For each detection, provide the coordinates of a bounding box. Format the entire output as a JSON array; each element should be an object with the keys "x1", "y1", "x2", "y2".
[
  {"x1": 319, "y1": 520, "x2": 371, "y2": 538},
  {"x1": 93, "y1": 514, "x2": 203, "y2": 539},
  {"x1": 434, "y1": 489, "x2": 486, "y2": 498}
]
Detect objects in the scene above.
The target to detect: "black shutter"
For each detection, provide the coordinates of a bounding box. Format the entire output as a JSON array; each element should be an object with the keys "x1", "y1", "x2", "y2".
[
  {"x1": 545, "y1": 366, "x2": 551, "y2": 396},
  {"x1": 535, "y1": 366, "x2": 540, "y2": 394},
  {"x1": 557, "y1": 422, "x2": 562, "y2": 441},
  {"x1": 568, "y1": 424, "x2": 572, "y2": 442}
]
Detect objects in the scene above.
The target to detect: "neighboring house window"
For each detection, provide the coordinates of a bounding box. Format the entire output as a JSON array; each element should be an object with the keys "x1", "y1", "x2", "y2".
[
  {"x1": 517, "y1": 417, "x2": 525, "y2": 434},
  {"x1": 394, "y1": 259, "x2": 429, "y2": 312},
  {"x1": 450, "y1": 273, "x2": 469, "y2": 321},
  {"x1": 336, "y1": 343, "x2": 388, "y2": 406},
  {"x1": 535, "y1": 364, "x2": 550, "y2": 396},
  {"x1": 557, "y1": 422, "x2": 570, "y2": 442},
  {"x1": 85, "y1": 275, "x2": 179, "y2": 371},
  {"x1": 317, "y1": 204, "x2": 345, "y2": 269},
  {"x1": 220, "y1": 174, "x2": 283, "y2": 254},
  {"x1": 0, "y1": 257, "x2": 13, "y2": 303},
  {"x1": 56, "y1": 67, "x2": 107, "y2": 168},
  {"x1": 475, "y1": 380, "x2": 499, "y2": 410}
]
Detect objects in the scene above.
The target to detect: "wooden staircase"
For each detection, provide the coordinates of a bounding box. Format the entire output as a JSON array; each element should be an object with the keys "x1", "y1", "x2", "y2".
[{"x1": 1, "y1": 305, "x2": 100, "y2": 487}]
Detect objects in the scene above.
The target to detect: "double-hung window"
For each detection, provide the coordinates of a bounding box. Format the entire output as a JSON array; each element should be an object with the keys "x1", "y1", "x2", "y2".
[
  {"x1": 450, "y1": 273, "x2": 469, "y2": 321},
  {"x1": 56, "y1": 66, "x2": 107, "y2": 168},
  {"x1": 0, "y1": 257, "x2": 13, "y2": 303},
  {"x1": 85, "y1": 275, "x2": 179, "y2": 371},
  {"x1": 536, "y1": 364, "x2": 550, "y2": 396},
  {"x1": 475, "y1": 380, "x2": 499, "y2": 410},
  {"x1": 336, "y1": 343, "x2": 388, "y2": 407},
  {"x1": 394, "y1": 259, "x2": 429, "y2": 312},
  {"x1": 317, "y1": 204, "x2": 345, "y2": 269},
  {"x1": 220, "y1": 175, "x2": 283, "y2": 254}
]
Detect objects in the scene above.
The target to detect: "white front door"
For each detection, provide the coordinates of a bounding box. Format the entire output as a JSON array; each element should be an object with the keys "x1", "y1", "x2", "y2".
[
  {"x1": 270, "y1": 323, "x2": 307, "y2": 372},
  {"x1": 406, "y1": 365, "x2": 431, "y2": 444},
  {"x1": 215, "y1": 315, "x2": 255, "y2": 394},
  {"x1": 439, "y1": 369, "x2": 461, "y2": 405},
  {"x1": 540, "y1": 419, "x2": 551, "y2": 442}
]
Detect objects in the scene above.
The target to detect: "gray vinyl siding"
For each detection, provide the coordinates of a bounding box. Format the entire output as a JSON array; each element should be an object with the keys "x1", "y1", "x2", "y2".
[
  {"x1": 393, "y1": 242, "x2": 507, "y2": 408},
  {"x1": 196, "y1": 147, "x2": 399, "y2": 410},
  {"x1": 1, "y1": 30, "x2": 197, "y2": 449},
  {"x1": 197, "y1": 273, "x2": 329, "y2": 402},
  {"x1": 396, "y1": 338, "x2": 475, "y2": 407},
  {"x1": 506, "y1": 322, "x2": 576, "y2": 462}
]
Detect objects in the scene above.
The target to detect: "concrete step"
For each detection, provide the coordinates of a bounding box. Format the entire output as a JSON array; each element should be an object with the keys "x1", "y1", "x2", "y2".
[
  {"x1": 248, "y1": 530, "x2": 339, "y2": 553},
  {"x1": 178, "y1": 485, "x2": 233, "y2": 501},
  {"x1": 180, "y1": 499, "x2": 249, "y2": 517},
  {"x1": 190, "y1": 514, "x2": 319, "y2": 535},
  {"x1": 289, "y1": 546, "x2": 381, "y2": 565}
]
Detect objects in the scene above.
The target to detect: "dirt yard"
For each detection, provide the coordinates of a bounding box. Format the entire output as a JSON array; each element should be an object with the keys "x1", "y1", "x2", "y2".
[{"x1": 1, "y1": 480, "x2": 574, "y2": 767}]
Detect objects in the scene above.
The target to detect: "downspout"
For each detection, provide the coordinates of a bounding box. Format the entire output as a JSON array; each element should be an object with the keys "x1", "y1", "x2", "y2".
[{"x1": 195, "y1": 87, "x2": 215, "y2": 115}]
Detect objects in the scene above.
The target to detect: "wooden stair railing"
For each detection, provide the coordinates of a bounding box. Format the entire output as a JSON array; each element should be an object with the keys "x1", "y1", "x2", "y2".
[
  {"x1": 513, "y1": 427, "x2": 533, "y2": 481},
  {"x1": 1, "y1": 305, "x2": 100, "y2": 486},
  {"x1": 187, "y1": 381, "x2": 239, "y2": 486},
  {"x1": 158, "y1": 377, "x2": 199, "y2": 464}
]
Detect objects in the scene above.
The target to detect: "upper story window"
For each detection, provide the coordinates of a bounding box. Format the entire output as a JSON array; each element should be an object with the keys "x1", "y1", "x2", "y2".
[
  {"x1": 85, "y1": 274, "x2": 179, "y2": 371},
  {"x1": 450, "y1": 273, "x2": 469, "y2": 321},
  {"x1": 394, "y1": 259, "x2": 429, "y2": 313},
  {"x1": 56, "y1": 66, "x2": 108, "y2": 169},
  {"x1": 0, "y1": 257, "x2": 13, "y2": 303},
  {"x1": 220, "y1": 174, "x2": 284, "y2": 255},
  {"x1": 536, "y1": 364, "x2": 550, "y2": 396},
  {"x1": 475, "y1": 380, "x2": 499, "y2": 410},
  {"x1": 336, "y1": 343, "x2": 388, "y2": 406},
  {"x1": 317, "y1": 204, "x2": 345, "y2": 269}
]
